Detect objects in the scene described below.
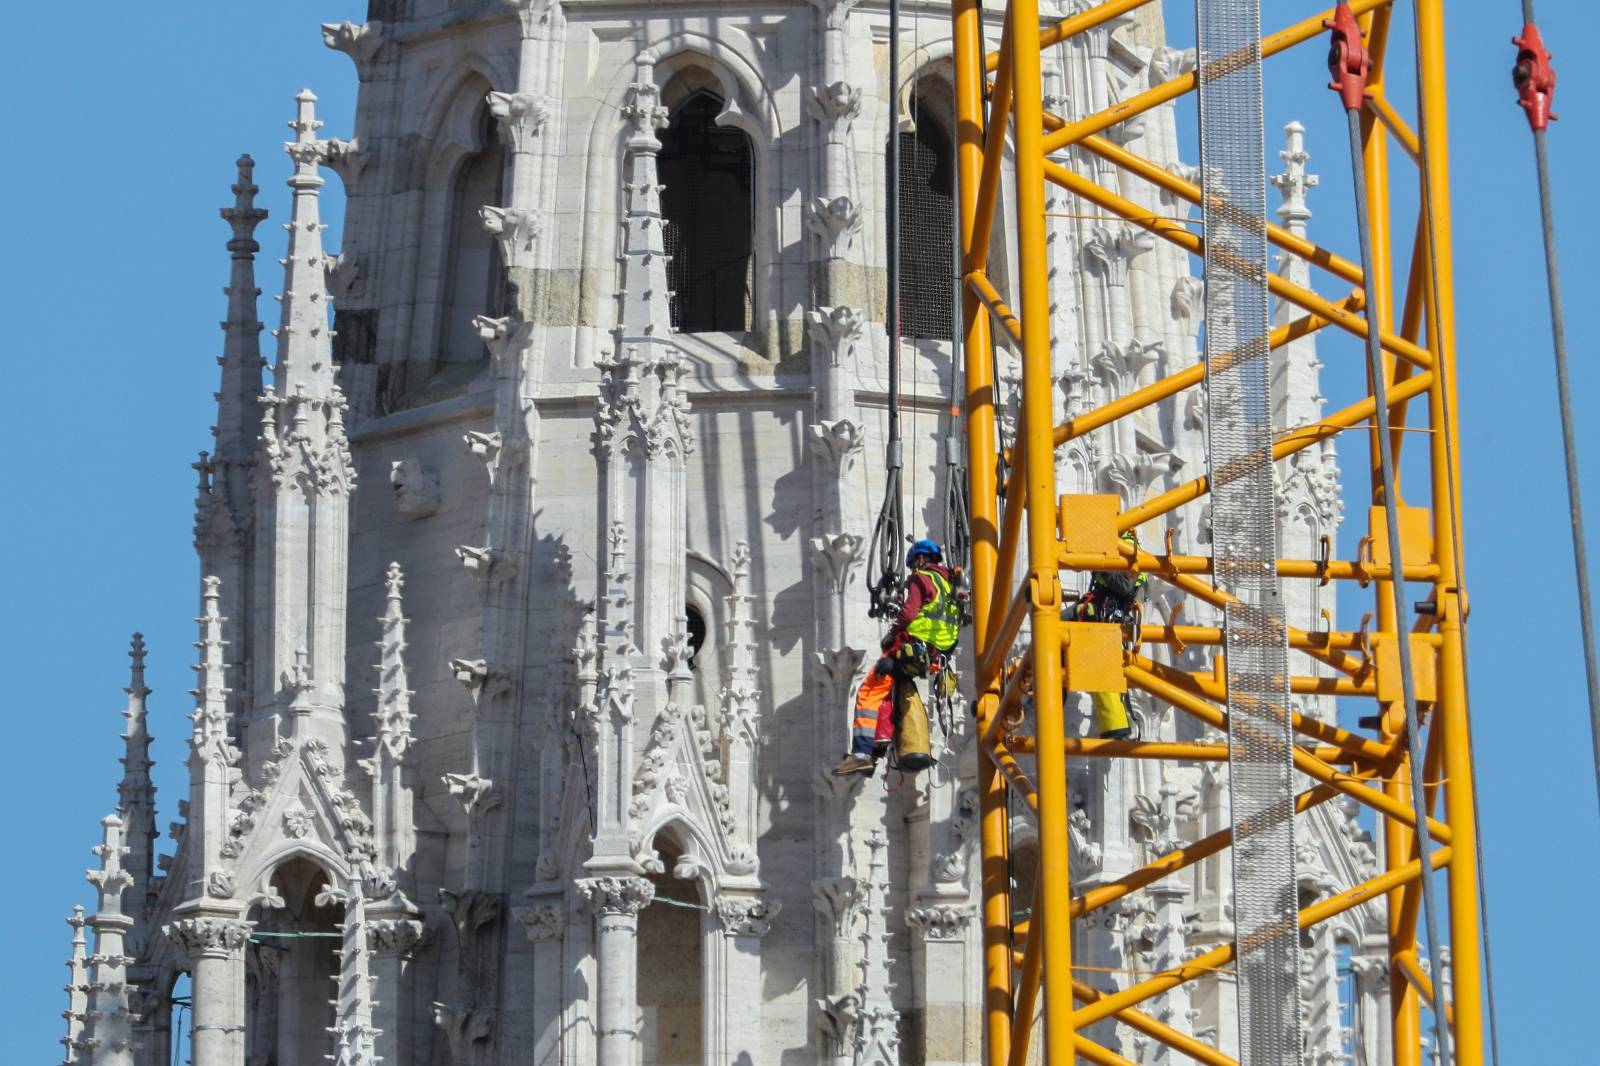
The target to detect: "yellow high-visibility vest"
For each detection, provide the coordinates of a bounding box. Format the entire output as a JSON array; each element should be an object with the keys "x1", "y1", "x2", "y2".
[{"x1": 906, "y1": 568, "x2": 961, "y2": 651}]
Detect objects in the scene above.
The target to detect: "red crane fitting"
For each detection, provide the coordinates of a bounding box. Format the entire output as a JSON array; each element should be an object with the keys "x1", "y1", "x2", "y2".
[
  {"x1": 1325, "y1": 3, "x2": 1371, "y2": 112},
  {"x1": 1512, "y1": 22, "x2": 1558, "y2": 132}
]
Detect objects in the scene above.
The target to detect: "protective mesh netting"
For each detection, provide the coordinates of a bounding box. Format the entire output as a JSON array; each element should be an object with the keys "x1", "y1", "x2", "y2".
[
  {"x1": 892, "y1": 100, "x2": 957, "y2": 342},
  {"x1": 1196, "y1": 0, "x2": 1303, "y2": 1061}
]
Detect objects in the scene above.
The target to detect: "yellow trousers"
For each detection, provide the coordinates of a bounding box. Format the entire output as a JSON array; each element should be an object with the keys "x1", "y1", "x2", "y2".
[{"x1": 1090, "y1": 691, "x2": 1130, "y2": 735}]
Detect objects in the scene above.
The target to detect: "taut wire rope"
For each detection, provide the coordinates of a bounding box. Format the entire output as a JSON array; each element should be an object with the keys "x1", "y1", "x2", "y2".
[{"x1": 1329, "y1": 9, "x2": 1452, "y2": 1061}]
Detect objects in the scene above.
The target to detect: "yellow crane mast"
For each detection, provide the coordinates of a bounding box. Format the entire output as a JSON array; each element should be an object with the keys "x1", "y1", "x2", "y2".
[{"x1": 950, "y1": 0, "x2": 1486, "y2": 1062}]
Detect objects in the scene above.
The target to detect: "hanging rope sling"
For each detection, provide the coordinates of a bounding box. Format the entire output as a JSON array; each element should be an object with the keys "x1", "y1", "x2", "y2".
[{"x1": 867, "y1": 0, "x2": 909, "y2": 622}]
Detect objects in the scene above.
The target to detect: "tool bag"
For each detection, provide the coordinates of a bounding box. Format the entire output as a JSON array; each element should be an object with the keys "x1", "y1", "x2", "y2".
[{"x1": 896, "y1": 684, "x2": 935, "y2": 772}]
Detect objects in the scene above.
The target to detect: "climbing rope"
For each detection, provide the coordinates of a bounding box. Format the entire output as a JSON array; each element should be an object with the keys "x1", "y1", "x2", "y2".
[{"x1": 1328, "y1": 7, "x2": 1451, "y2": 1062}]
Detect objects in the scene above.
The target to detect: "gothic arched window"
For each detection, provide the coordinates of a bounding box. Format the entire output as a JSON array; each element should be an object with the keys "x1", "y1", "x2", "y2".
[
  {"x1": 889, "y1": 84, "x2": 957, "y2": 341},
  {"x1": 440, "y1": 106, "x2": 506, "y2": 362},
  {"x1": 659, "y1": 87, "x2": 754, "y2": 334}
]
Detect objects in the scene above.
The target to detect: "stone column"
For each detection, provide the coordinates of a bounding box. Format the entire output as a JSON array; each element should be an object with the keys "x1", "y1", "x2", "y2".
[
  {"x1": 576, "y1": 876, "x2": 653, "y2": 1066},
  {"x1": 906, "y1": 903, "x2": 978, "y2": 1066},
  {"x1": 708, "y1": 896, "x2": 780, "y2": 1063},
  {"x1": 367, "y1": 914, "x2": 426, "y2": 1066},
  {"x1": 165, "y1": 916, "x2": 251, "y2": 1066},
  {"x1": 514, "y1": 896, "x2": 568, "y2": 1065},
  {"x1": 1351, "y1": 953, "x2": 1391, "y2": 1066}
]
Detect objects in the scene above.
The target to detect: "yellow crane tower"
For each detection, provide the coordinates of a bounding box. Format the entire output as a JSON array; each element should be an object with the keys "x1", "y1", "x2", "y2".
[{"x1": 948, "y1": 0, "x2": 1498, "y2": 1062}]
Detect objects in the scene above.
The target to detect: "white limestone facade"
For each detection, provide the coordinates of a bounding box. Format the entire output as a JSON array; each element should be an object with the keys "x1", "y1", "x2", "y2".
[{"x1": 58, "y1": 2, "x2": 1393, "y2": 1064}]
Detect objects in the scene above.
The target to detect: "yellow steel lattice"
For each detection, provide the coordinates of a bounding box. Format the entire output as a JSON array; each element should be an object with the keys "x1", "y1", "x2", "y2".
[{"x1": 949, "y1": 0, "x2": 1486, "y2": 1062}]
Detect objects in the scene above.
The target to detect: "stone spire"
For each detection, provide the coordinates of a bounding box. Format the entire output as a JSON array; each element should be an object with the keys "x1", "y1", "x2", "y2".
[
  {"x1": 328, "y1": 890, "x2": 381, "y2": 1066},
  {"x1": 586, "y1": 58, "x2": 692, "y2": 866},
  {"x1": 719, "y1": 541, "x2": 761, "y2": 855},
  {"x1": 196, "y1": 157, "x2": 268, "y2": 725},
  {"x1": 1270, "y1": 122, "x2": 1318, "y2": 268},
  {"x1": 1269, "y1": 121, "x2": 1333, "y2": 449},
  {"x1": 253, "y1": 88, "x2": 355, "y2": 760},
  {"x1": 366, "y1": 562, "x2": 416, "y2": 895},
  {"x1": 272, "y1": 90, "x2": 339, "y2": 401},
  {"x1": 185, "y1": 577, "x2": 239, "y2": 901},
  {"x1": 116, "y1": 634, "x2": 157, "y2": 937},
  {"x1": 79, "y1": 816, "x2": 137, "y2": 1066},
  {"x1": 211, "y1": 154, "x2": 268, "y2": 493},
  {"x1": 61, "y1": 906, "x2": 88, "y2": 1065},
  {"x1": 851, "y1": 829, "x2": 899, "y2": 1066}
]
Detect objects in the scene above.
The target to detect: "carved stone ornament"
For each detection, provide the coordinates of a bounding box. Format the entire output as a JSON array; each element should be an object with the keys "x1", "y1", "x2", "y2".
[
  {"x1": 906, "y1": 903, "x2": 974, "y2": 941},
  {"x1": 206, "y1": 870, "x2": 237, "y2": 899},
  {"x1": 805, "y1": 196, "x2": 864, "y2": 251},
  {"x1": 165, "y1": 916, "x2": 252, "y2": 958},
  {"x1": 575, "y1": 876, "x2": 655, "y2": 917},
  {"x1": 716, "y1": 896, "x2": 781, "y2": 937},
  {"x1": 281, "y1": 805, "x2": 314, "y2": 839},
  {"x1": 515, "y1": 903, "x2": 566, "y2": 943},
  {"x1": 366, "y1": 917, "x2": 428, "y2": 956},
  {"x1": 807, "y1": 533, "x2": 864, "y2": 594},
  {"x1": 486, "y1": 91, "x2": 551, "y2": 153},
  {"x1": 806, "y1": 305, "x2": 865, "y2": 367},
  {"x1": 480, "y1": 206, "x2": 540, "y2": 265},
  {"x1": 321, "y1": 21, "x2": 384, "y2": 68},
  {"x1": 390, "y1": 458, "x2": 441, "y2": 518},
  {"x1": 808, "y1": 81, "x2": 863, "y2": 127},
  {"x1": 807, "y1": 418, "x2": 865, "y2": 475}
]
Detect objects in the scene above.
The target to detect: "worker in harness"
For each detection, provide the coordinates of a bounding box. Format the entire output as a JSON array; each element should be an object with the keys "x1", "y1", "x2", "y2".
[
  {"x1": 833, "y1": 539, "x2": 962, "y2": 776},
  {"x1": 1071, "y1": 530, "x2": 1146, "y2": 740}
]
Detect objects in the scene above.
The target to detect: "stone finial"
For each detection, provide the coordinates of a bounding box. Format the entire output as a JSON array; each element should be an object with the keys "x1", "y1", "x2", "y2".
[
  {"x1": 221, "y1": 155, "x2": 268, "y2": 257},
  {"x1": 188, "y1": 577, "x2": 233, "y2": 753},
  {"x1": 286, "y1": 89, "x2": 327, "y2": 183},
  {"x1": 1270, "y1": 121, "x2": 1318, "y2": 232},
  {"x1": 80, "y1": 817, "x2": 137, "y2": 1064},
  {"x1": 122, "y1": 633, "x2": 153, "y2": 769},
  {"x1": 87, "y1": 815, "x2": 134, "y2": 917},
  {"x1": 373, "y1": 562, "x2": 415, "y2": 760}
]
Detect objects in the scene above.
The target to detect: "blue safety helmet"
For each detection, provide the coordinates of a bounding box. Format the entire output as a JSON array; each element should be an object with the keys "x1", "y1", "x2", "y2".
[{"x1": 907, "y1": 538, "x2": 942, "y2": 566}]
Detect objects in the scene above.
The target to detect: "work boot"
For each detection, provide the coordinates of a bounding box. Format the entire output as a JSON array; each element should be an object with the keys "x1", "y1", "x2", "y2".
[
  {"x1": 831, "y1": 753, "x2": 876, "y2": 777},
  {"x1": 1099, "y1": 727, "x2": 1134, "y2": 741}
]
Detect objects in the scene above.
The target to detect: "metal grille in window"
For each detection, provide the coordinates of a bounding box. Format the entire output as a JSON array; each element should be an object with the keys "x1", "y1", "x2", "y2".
[
  {"x1": 893, "y1": 111, "x2": 956, "y2": 341},
  {"x1": 660, "y1": 91, "x2": 754, "y2": 333}
]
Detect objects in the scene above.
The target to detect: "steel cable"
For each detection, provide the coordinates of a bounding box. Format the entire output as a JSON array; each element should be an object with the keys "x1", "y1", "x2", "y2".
[{"x1": 1342, "y1": 100, "x2": 1453, "y2": 1066}]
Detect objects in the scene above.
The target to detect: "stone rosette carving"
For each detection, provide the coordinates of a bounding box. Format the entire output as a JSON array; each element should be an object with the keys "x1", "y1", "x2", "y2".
[
  {"x1": 906, "y1": 903, "x2": 974, "y2": 941},
  {"x1": 281, "y1": 805, "x2": 314, "y2": 839},
  {"x1": 165, "y1": 916, "x2": 252, "y2": 958},
  {"x1": 715, "y1": 896, "x2": 780, "y2": 937},
  {"x1": 575, "y1": 875, "x2": 654, "y2": 917},
  {"x1": 515, "y1": 904, "x2": 566, "y2": 943}
]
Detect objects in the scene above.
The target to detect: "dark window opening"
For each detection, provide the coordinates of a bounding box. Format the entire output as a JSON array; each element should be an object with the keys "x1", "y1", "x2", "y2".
[
  {"x1": 684, "y1": 605, "x2": 707, "y2": 670},
  {"x1": 889, "y1": 90, "x2": 957, "y2": 341},
  {"x1": 660, "y1": 90, "x2": 754, "y2": 333},
  {"x1": 441, "y1": 106, "x2": 506, "y2": 362}
]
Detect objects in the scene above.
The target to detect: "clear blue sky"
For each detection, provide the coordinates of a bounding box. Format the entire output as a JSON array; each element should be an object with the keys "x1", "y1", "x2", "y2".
[{"x1": 2, "y1": 2, "x2": 1593, "y2": 1061}]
